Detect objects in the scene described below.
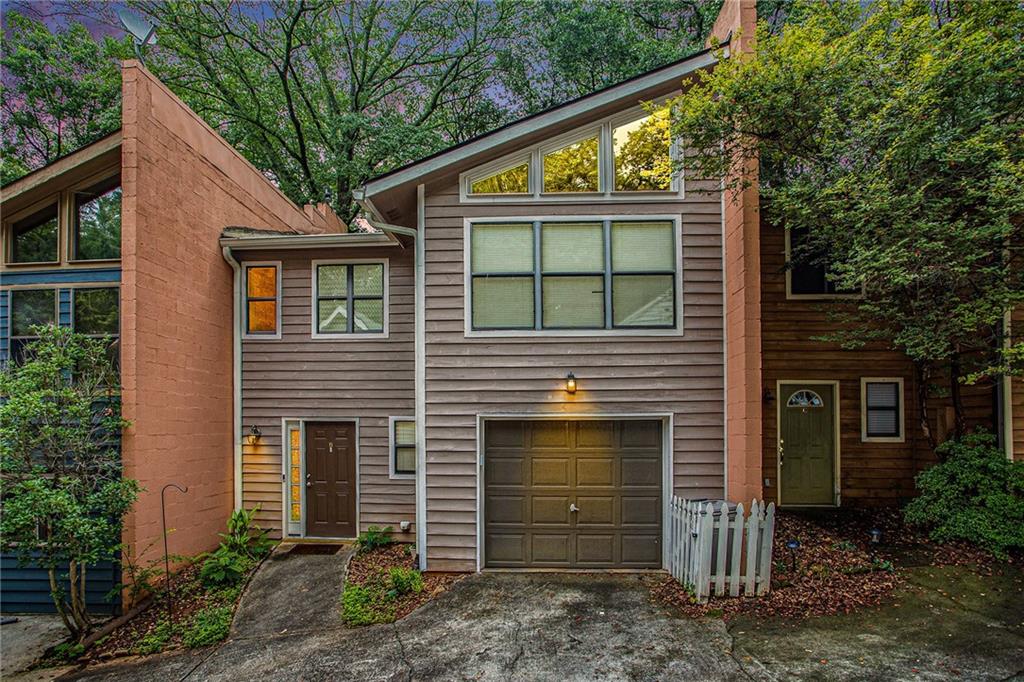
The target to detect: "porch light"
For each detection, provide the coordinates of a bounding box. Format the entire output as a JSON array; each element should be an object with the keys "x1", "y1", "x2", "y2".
[
  {"x1": 785, "y1": 539, "x2": 800, "y2": 572},
  {"x1": 565, "y1": 372, "x2": 577, "y2": 394},
  {"x1": 247, "y1": 424, "x2": 262, "y2": 445},
  {"x1": 869, "y1": 528, "x2": 882, "y2": 545}
]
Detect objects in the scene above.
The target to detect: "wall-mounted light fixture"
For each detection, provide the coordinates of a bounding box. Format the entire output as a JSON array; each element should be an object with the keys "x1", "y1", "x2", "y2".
[
  {"x1": 763, "y1": 388, "x2": 775, "y2": 403},
  {"x1": 247, "y1": 424, "x2": 262, "y2": 446},
  {"x1": 565, "y1": 372, "x2": 577, "y2": 394}
]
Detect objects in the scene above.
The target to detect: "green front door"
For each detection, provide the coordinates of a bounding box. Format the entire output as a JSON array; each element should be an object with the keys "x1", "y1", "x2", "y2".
[{"x1": 779, "y1": 384, "x2": 836, "y2": 505}]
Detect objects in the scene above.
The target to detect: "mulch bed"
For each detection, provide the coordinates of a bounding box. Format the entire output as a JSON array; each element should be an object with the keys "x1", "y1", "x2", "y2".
[
  {"x1": 345, "y1": 544, "x2": 463, "y2": 621},
  {"x1": 648, "y1": 508, "x2": 1006, "y2": 621}
]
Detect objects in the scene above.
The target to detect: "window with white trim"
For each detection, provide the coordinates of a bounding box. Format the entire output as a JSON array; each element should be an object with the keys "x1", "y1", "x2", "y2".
[
  {"x1": 468, "y1": 219, "x2": 677, "y2": 332},
  {"x1": 390, "y1": 417, "x2": 416, "y2": 478},
  {"x1": 312, "y1": 261, "x2": 386, "y2": 336},
  {"x1": 244, "y1": 263, "x2": 280, "y2": 337},
  {"x1": 862, "y1": 378, "x2": 903, "y2": 441}
]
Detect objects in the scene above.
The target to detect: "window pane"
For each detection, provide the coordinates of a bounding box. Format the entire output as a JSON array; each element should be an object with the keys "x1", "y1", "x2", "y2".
[
  {"x1": 866, "y1": 382, "x2": 898, "y2": 408},
  {"x1": 11, "y1": 289, "x2": 55, "y2": 336},
  {"x1": 318, "y1": 265, "x2": 348, "y2": 297},
  {"x1": 614, "y1": 107, "x2": 672, "y2": 191},
  {"x1": 74, "y1": 288, "x2": 119, "y2": 335},
  {"x1": 542, "y1": 276, "x2": 604, "y2": 328},
  {"x1": 470, "y1": 163, "x2": 529, "y2": 194},
  {"x1": 353, "y1": 264, "x2": 384, "y2": 296},
  {"x1": 395, "y1": 446, "x2": 416, "y2": 474},
  {"x1": 353, "y1": 299, "x2": 384, "y2": 332},
  {"x1": 472, "y1": 277, "x2": 534, "y2": 329},
  {"x1": 11, "y1": 204, "x2": 58, "y2": 263},
  {"x1": 472, "y1": 223, "x2": 533, "y2": 273},
  {"x1": 612, "y1": 274, "x2": 674, "y2": 327},
  {"x1": 248, "y1": 300, "x2": 277, "y2": 333},
  {"x1": 74, "y1": 177, "x2": 121, "y2": 260},
  {"x1": 543, "y1": 136, "x2": 599, "y2": 193},
  {"x1": 395, "y1": 420, "x2": 415, "y2": 446},
  {"x1": 867, "y1": 409, "x2": 899, "y2": 437},
  {"x1": 611, "y1": 221, "x2": 674, "y2": 271},
  {"x1": 247, "y1": 266, "x2": 277, "y2": 298},
  {"x1": 318, "y1": 299, "x2": 348, "y2": 333},
  {"x1": 541, "y1": 222, "x2": 603, "y2": 273}
]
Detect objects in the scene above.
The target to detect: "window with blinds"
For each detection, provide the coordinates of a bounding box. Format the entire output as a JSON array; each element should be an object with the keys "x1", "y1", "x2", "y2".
[
  {"x1": 862, "y1": 379, "x2": 903, "y2": 440},
  {"x1": 469, "y1": 219, "x2": 677, "y2": 331},
  {"x1": 391, "y1": 418, "x2": 416, "y2": 477}
]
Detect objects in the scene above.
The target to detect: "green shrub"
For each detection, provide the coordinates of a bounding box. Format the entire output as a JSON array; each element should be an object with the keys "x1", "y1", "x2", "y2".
[
  {"x1": 218, "y1": 506, "x2": 273, "y2": 560},
  {"x1": 904, "y1": 433, "x2": 1024, "y2": 558},
  {"x1": 182, "y1": 605, "x2": 233, "y2": 648},
  {"x1": 200, "y1": 549, "x2": 253, "y2": 588},
  {"x1": 341, "y1": 584, "x2": 395, "y2": 626},
  {"x1": 134, "y1": 619, "x2": 174, "y2": 655},
  {"x1": 356, "y1": 526, "x2": 394, "y2": 553},
  {"x1": 388, "y1": 567, "x2": 423, "y2": 596}
]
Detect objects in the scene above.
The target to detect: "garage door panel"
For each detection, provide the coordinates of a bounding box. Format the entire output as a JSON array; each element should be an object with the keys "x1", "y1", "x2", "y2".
[
  {"x1": 532, "y1": 496, "x2": 571, "y2": 525},
  {"x1": 576, "y1": 457, "x2": 615, "y2": 486},
  {"x1": 531, "y1": 458, "x2": 570, "y2": 486},
  {"x1": 576, "y1": 534, "x2": 615, "y2": 564},
  {"x1": 487, "y1": 495, "x2": 525, "y2": 524},
  {"x1": 484, "y1": 420, "x2": 663, "y2": 569},
  {"x1": 532, "y1": 534, "x2": 571, "y2": 563},
  {"x1": 575, "y1": 496, "x2": 615, "y2": 526},
  {"x1": 621, "y1": 496, "x2": 661, "y2": 525}
]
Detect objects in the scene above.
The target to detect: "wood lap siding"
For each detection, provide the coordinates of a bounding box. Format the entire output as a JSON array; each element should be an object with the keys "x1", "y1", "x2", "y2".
[
  {"x1": 240, "y1": 245, "x2": 416, "y2": 537},
  {"x1": 422, "y1": 178, "x2": 726, "y2": 572},
  {"x1": 760, "y1": 221, "x2": 997, "y2": 504}
]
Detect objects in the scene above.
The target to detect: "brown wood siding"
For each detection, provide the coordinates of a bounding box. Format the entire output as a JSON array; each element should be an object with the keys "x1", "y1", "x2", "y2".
[
  {"x1": 422, "y1": 178, "x2": 726, "y2": 571},
  {"x1": 1012, "y1": 307, "x2": 1024, "y2": 461},
  {"x1": 760, "y1": 221, "x2": 997, "y2": 505},
  {"x1": 239, "y1": 245, "x2": 416, "y2": 538}
]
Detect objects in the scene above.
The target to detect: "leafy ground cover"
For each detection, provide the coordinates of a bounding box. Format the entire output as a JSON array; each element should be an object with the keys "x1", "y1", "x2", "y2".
[
  {"x1": 342, "y1": 540, "x2": 462, "y2": 626},
  {"x1": 648, "y1": 508, "x2": 1013, "y2": 620}
]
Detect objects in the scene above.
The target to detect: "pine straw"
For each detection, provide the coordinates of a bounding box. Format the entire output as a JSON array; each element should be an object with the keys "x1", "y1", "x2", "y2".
[
  {"x1": 647, "y1": 508, "x2": 1001, "y2": 621},
  {"x1": 346, "y1": 544, "x2": 463, "y2": 621}
]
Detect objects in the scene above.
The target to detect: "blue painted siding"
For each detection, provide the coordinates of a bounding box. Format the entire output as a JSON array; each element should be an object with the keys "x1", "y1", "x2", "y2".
[
  {"x1": 0, "y1": 267, "x2": 120, "y2": 286},
  {"x1": 0, "y1": 290, "x2": 8, "y2": 358},
  {"x1": 1, "y1": 554, "x2": 120, "y2": 615},
  {"x1": 59, "y1": 289, "x2": 73, "y2": 327}
]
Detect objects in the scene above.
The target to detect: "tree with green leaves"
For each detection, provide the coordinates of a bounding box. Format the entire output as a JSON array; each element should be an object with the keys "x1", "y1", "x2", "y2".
[
  {"x1": 0, "y1": 12, "x2": 130, "y2": 184},
  {"x1": 0, "y1": 326, "x2": 137, "y2": 641},
  {"x1": 672, "y1": 0, "x2": 1024, "y2": 443}
]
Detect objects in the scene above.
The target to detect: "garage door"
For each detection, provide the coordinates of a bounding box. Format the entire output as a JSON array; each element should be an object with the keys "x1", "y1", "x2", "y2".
[{"x1": 484, "y1": 419, "x2": 663, "y2": 568}]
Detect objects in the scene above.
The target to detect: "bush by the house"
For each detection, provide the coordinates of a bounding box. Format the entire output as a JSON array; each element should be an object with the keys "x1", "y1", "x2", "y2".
[
  {"x1": 199, "y1": 506, "x2": 272, "y2": 588},
  {"x1": 388, "y1": 567, "x2": 424, "y2": 596},
  {"x1": 356, "y1": 525, "x2": 393, "y2": 553},
  {"x1": 904, "y1": 433, "x2": 1024, "y2": 558}
]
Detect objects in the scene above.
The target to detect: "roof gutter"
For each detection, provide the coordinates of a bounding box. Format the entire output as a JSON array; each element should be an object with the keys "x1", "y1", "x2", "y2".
[{"x1": 219, "y1": 231, "x2": 397, "y2": 250}]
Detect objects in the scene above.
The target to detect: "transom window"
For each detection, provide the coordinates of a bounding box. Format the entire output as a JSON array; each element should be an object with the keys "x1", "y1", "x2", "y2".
[
  {"x1": 73, "y1": 175, "x2": 122, "y2": 261},
  {"x1": 9, "y1": 289, "x2": 56, "y2": 362},
  {"x1": 390, "y1": 417, "x2": 416, "y2": 478},
  {"x1": 462, "y1": 103, "x2": 677, "y2": 200},
  {"x1": 787, "y1": 390, "x2": 823, "y2": 408},
  {"x1": 313, "y1": 261, "x2": 386, "y2": 337},
  {"x1": 244, "y1": 263, "x2": 280, "y2": 337},
  {"x1": 469, "y1": 219, "x2": 677, "y2": 332},
  {"x1": 862, "y1": 378, "x2": 903, "y2": 441}
]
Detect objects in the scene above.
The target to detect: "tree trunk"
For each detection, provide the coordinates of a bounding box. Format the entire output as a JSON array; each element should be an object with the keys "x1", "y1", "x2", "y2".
[
  {"x1": 949, "y1": 351, "x2": 967, "y2": 440},
  {"x1": 67, "y1": 560, "x2": 92, "y2": 640},
  {"x1": 48, "y1": 567, "x2": 77, "y2": 639},
  {"x1": 915, "y1": 362, "x2": 937, "y2": 451}
]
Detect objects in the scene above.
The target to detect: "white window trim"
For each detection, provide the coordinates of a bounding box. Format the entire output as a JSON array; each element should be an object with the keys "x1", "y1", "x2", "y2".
[
  {"x1": 784, "y1": 228, "x2": 862, "y2": 301},
  {"x1": 458, "y1": 99, "x2": 683, "y2": 204},
  {"x1": 861, "y1": 377, "x2": 906, "y2": 443},
  {"x1": 242, "y1": 260, "x2": 282, "y2": 340},
  {"x1": 463, "y1": 214, "x2": 684, "y2": 338},
  {"x1": 309, "y1": 258, "x2": 390, "y2": 341},
  {"x1": 389, "y1": 415, "x2": 416, "y2": 480}
]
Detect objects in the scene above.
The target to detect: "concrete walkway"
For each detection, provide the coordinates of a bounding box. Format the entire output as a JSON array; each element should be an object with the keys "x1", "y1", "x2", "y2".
[
  {"x1": 60, "y1": 563, "x2": 1024, "y2": 681},
  {"x1": 1, "y1": 616, "x2": 70, "y2": 680}
]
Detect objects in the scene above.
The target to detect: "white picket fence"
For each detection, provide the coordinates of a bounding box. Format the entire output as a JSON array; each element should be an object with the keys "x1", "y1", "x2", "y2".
[{"x1": 667, "y1": 497, "x2": 776, "y2": 602}]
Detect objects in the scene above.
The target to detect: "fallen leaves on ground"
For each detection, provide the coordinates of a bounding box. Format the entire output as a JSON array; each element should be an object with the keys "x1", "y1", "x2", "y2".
[{"x1": 346, "y1": 544, "x2": 463, "y2": 621}]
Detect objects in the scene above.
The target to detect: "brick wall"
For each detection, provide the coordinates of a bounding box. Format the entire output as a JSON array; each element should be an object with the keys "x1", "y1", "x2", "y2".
[
  {"x1": 119, "y1": 62, "x2": 330, "y2": 568},
  {"x1": 708, "y1": 0, "x2": 763, "y2": 503}
]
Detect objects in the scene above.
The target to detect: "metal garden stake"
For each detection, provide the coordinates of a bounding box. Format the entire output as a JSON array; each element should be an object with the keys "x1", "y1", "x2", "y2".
[{"x1": 161, "y1": 483, "x2": 188, "y2": 623}]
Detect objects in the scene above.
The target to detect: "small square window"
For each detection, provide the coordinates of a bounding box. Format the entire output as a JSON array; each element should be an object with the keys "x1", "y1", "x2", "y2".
[
  {"x1": 862, "y1": 379, "x2": 903, "y2": 441},
  {"x1": 313, "y1": 262, "x2": 386, "y2": 336}
]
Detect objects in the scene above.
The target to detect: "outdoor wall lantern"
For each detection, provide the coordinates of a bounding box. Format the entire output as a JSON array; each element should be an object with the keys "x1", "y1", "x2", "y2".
[
  {"x1": 247, "y1": 424, "x2": 262, "y2": 445},
  {"x1": 565, "y1": 372, "x2": 577, "y2": 394}
]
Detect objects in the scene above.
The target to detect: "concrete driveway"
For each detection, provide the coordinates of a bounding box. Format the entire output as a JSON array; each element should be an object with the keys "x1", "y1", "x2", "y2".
[{"x1": 61, "y1": 566, "x2": 1024, "y2": 681}]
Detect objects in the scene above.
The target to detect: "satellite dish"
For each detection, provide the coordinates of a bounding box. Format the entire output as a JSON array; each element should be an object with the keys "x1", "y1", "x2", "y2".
[{"x1": 117, "y1": 9, "x2": 157, "y2": 63}]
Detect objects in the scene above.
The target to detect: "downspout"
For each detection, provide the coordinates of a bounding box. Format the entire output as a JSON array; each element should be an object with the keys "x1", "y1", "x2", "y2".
[
  {"x1": 221, "y1": 246, "x2": 243, "y2": 510},
  {"x1": 353, "y1": 189, "x2": 428, "y2": 571}
]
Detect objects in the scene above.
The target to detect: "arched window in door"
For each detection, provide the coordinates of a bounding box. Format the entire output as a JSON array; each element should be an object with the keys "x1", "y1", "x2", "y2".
[{"x1": 786, "y1": 389, "x2": 824, "y2": 408}]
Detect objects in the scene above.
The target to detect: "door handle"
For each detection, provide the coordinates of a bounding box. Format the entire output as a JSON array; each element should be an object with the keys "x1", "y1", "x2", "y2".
[
  {"x1": 306, "y1": 473, "x2": 312, "y2": 488},
  {"x1": 778, "y1": 439, "x2": 784, "y2": 466},
  {"x1": 569, "y1": 503, "x2": 579, "y2": 513}
]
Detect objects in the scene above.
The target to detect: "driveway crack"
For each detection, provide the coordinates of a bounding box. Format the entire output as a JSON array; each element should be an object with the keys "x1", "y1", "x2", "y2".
[
  {"x1": 504, "y1": 621, "x2": 524, "y2": 681},
  {"x1": 392, "y1": 624, "x2": 414, "y2": 682},
  {"x1": 724, "y1": 621, "x2": 775, "y2": 682}
]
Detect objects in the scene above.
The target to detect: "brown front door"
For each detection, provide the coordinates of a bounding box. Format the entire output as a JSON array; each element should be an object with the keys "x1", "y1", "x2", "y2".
[
  {"x1": 484, "y1": 419, "x2": 663, "y2": 568},
  {"x1": 305, "y1": 422, "x2": 357, "y2": 538}
]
